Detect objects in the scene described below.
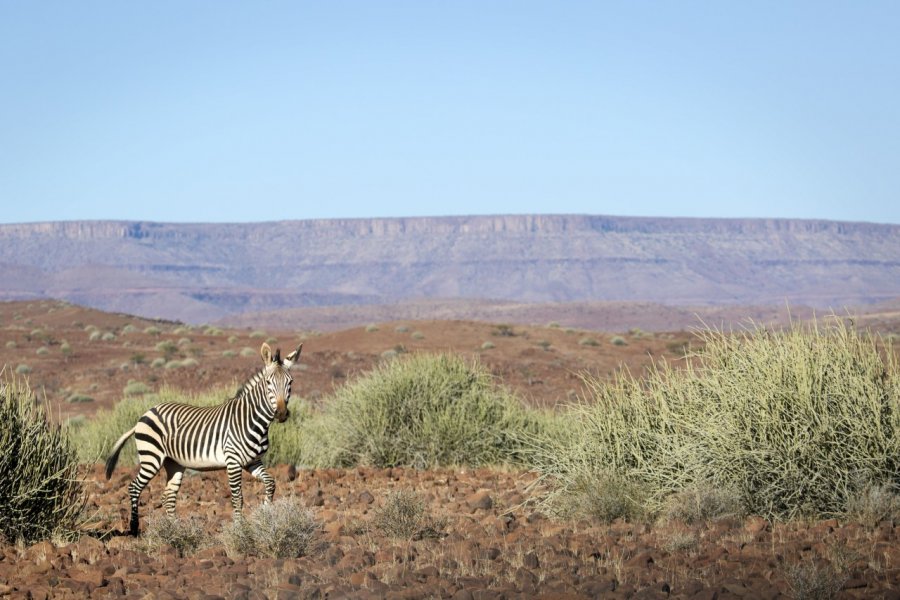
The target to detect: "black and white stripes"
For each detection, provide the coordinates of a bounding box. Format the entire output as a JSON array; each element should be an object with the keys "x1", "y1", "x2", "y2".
[{"x1": 105, "y1": 342, "x2": 302, "y2": 535}]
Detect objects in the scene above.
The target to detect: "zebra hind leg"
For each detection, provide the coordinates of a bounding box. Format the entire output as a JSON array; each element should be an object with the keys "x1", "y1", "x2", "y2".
[
  {"x1": 162, "y1": 458, "x2": 186, "y2": 518},
  {"x1": 127, "y1": 457, "x2": 163, "y2": 536},
  {"x1": 245, "y1": 459, "x2": 276, "y2": 504}
]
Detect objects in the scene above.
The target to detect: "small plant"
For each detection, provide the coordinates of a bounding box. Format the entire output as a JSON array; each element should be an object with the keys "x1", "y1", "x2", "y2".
[
  {"x1": 122, "y1": 324, "x2": 139, "y2": 334},
  {"x1": 783, "y1": 559, "x2": 847, "y2": 600},
  {"x1": 661, "y1": 484, "x2": 743, "y2": 524},
  {"x1": 5, "y1": 341, "x2": 15, "y2": 349},
  {"x1": 138, "y1": 514, "x2": 207, "y2": 558},
  {"x1": 481, "y1": 341, "x2": 495, "y2": 350},
  {"x1": 15, "y1": 364, "x2": 30, "y2": 375},
  {"x1": 0, "y1": 375, "x2": 84, "y2": 543},
  {"x1": 365, "y1": 323, "x2": 379, "y2": 333},
  {"x1": 371, "y1": 490, "x2": 445, "y2": 540},
  {"x1": 164, "y1": 360, "x2": 183, "y2": 369},
  {"x1": 177, "y1": 337, "x2": 192, "y2": 346},
  {"x1": 536, "y1": 340, "x2": 551, "y2": 350},
  {"x1": 239, "y1": 347, "x2": 256, "y2": 358},
  {"x1": 547, "y1": 321, "x2": 560, "y2": 328},
  {"x1": 249, "y1": 330, "x2": 266, "y2": 339},
  {"x1": 494, "y1": 324, "x2": 515, "y2": 337},
  {"x1": 394, "y1": 325, "x2": 410, "y2": 333},
  {"x1": 155, "y1": 340, "x2": 178, "y2": 360},
  {"x1": 203, "y1": 326, "x2": 223, "y2": 336},
  {"x1": 609, "y1": 336, "x2": 627, "y2": 346},
  {"x1": 101, "y1": 332, "x2": 116, "y2": 341},
  {"x1": 411, "y1": 331, "x2": 425, "y2": 340},
  {"x1": 67, "y1": 394, "x2": 94, "y2": 404},
  {"x1": 844, "y1": 482, "x2": 900, "y2": 528},
  {"x1": 381, "y1": 349, "x2": 398, "y2": 360},
  {"x1": 60, "y1": 341, "x2": 72, "y2": 356},
  {"x1": 222, "y1": 350, "x2": 237, "y2": 358},
  {"x1": 144, "y1": 326, "x2": 162, "y2": 336},
  {"x1": 557, "y1": 472, "x2": 646, "y2": 523},
  {"x1": 220, "y1": 497, "x2": 318, "y2": 558},
  {"x1": 131, "y1": 353, "x2": 146, "y2": 365},
  {"x1": 88, "y1": 330, "x2": 102, "y2": 342},
  {"x1": 150, "y1": 357, "x2": 166, "y2": 368},
  {"x1": 180, "y1": 357, "x2": 199, "y2": 368},
  {"x1": 227, "y1": 335, "x2": 239, "y2": 344},
  {"x1": 124, "y1": 380, "x2": 152, "y2": 397},
  {"x1": 35, "y1": 346, "x2": 49, "y2": 355},
  {"x1": 578, "y1": 337, "x2": 599, "y2": 346}
]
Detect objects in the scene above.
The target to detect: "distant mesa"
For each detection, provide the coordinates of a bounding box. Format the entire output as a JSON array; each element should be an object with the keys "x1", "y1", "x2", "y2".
[{"x1": 1, "y1": 214, "x2": 898, "y2": 328}]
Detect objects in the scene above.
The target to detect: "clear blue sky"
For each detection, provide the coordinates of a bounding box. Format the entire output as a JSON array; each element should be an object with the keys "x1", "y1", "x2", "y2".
[{"x1": 1, "y1": 2, "x2": 898, "y2": 224}]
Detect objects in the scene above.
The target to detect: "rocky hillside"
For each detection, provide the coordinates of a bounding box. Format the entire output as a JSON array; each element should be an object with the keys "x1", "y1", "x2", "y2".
[{"x1": 1, "y1": 215, "x2": 898, "y2": 323}]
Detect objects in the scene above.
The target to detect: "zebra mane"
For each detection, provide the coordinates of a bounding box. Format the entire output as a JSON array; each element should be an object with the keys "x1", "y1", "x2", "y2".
[{"x1": 233, "y1": 368, "x2": 267, "y2": 399}]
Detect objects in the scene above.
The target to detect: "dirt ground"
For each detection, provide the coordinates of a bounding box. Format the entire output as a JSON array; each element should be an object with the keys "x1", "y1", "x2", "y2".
[
  {"x1": 1, "y1": 466, "x2": 899, "y2": 599},
  {"x1": 0, "y1": 299, "x2": 696, "y2": 420},
  {"x1": 3, "y1": 299, "x2": 900, "y2": 599}
]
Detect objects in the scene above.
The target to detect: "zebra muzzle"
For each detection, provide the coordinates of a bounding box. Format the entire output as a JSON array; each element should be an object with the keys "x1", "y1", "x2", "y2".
[{"x1": 275, "y1": 397, "x2": 289, "y2": 423}]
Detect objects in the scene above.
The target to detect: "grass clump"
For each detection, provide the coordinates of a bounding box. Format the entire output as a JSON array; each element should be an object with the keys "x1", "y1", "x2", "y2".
[
  {"x1": 15, "y1": 363, "x2": 31, "y2": 374},
  {"x1": 783, "y1": 559, "x2": 847, "y2": 600},
  {"x1": 661, "y1": 483, "x2": 743, "y2": 525},
  {"x1": 123, "y1": 380, "x2": 151, "y2": 397},
  {"x1": 538, "y1": 319, "x2": 900, "y2": 521},
  {"x1": 0, "y1": 374, "x2": 84, "y2": 543},
  {"x1": 221, "y1": 497, "x2": 318, "y2": 558},
  {"x1": 293, "y1": 353, "x2": 551, "y2": 468},
  {"x1": 137, "y1": 514, "x2": 207, "y2": 558},
  {"x1": 371, "y1": 490, "x2": 446, "y2": 540}
]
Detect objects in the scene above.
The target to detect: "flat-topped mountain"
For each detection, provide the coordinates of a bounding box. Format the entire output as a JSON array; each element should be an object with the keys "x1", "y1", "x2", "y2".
[{"x1": 1, "y1": 215, "x2": 898, "y2": 324}]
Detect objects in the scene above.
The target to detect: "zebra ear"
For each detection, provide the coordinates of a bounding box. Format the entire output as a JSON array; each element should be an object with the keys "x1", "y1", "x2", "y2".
[
  {"x1": 260, "y1": 343, "x2": 273, "y2": 364},
  {"x1": 284, "y1": 343, "x2": 303, "y2": 368}
]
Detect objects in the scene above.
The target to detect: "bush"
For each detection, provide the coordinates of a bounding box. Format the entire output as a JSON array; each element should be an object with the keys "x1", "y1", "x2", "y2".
[
  {"x1": 220, "y1": 497, "x2": 318, "y2": 558},
  {"x1": 609, "y1": 336, "x2": 627, "y2": 346},
  {"x1": 0, "y1": 374, "x2": 84, "y2": 543},
  {"x1": 578, "y1": 337, "x2": 599, "y2": 347},
  {"x1": 124, "y1": 381, "x2": 151, "y2": 397},
  {"x1": 371, "y1": 490, "x2": 446, "y2": 540},
  {"x1": 538, "y1": 320, "x2": 900, "y2": 521},
  {"x1": 138, "y1": 514, "x2": 207, "y2": 557},
  {"x1": 150, "y1": 357, "x2": 166, "y2": 368},
  {"x1": 292, "y1": 353, "x2": 552, "y2": 468},
  {"x1": 15, "y1": 364, "x2": 30, "y2": 374}
]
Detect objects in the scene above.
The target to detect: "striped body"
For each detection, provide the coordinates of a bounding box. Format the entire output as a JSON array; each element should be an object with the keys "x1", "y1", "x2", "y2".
[{"x1": 106, "y1": 343, "x2": 301, "y2": 535}]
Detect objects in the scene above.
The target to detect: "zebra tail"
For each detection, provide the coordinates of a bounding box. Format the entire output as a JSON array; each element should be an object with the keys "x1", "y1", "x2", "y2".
[{"x1": 105, "y1": 427, "x2": 136, "y2": 480}]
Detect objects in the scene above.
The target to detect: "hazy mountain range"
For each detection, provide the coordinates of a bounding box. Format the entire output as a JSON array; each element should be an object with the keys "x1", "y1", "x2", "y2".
[{"x1": 1, "y1": 215, "x2": 898, "y2": 328}]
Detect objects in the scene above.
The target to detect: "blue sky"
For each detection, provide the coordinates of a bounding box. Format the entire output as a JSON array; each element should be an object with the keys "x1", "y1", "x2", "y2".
[{"x1": 1, "y1": 2, "x2": 898, "y2": 224}]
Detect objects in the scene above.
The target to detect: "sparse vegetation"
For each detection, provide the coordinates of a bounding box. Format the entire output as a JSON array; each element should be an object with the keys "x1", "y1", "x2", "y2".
[
  {"x1": 609, "y1": 335, "x2": 627, "y2": 346},
  {"x1": 0, "y1": 374, "x2": 84, "y2": 543},
  {"x1": 365, "y1": 323, "x2": 379, "y2": 333},
  {"x1": 15, "y1": 364, "x2": 30, "y2": 374},
  {"x1": 123, "y1": 380, "x2": 152, "y2": 397},
  {"x1": 577, "y1": 337, "x2": 599, "y2": 346},
  {"x1": 481, "y1": 341, "x2": 495, "y2": 350},
  {"x1": 144, "y1": 326, "x2": 162, "y2": 336}
]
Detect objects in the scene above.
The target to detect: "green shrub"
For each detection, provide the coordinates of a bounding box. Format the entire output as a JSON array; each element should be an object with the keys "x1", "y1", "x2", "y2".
[
  {"x1": 365, "y1": 323, "x2": 379, "y2": 333},
  {"x1": 124, "y1": 380, "x2": 152, "y2": 397},
  {"x1": 5, "y1": 341, "x2": 15, "y2": 349},
  {"x1": 122, "y1": 324, "x2": 139, "y2": 334},
  {"x1": 35, "y1": 346, "x2": 49, "y2": 355},
  {"x1": 239, "y1": 347, "x2": 256, "y2": 358},
  {"x1": 0, "y1": 375, "x2": 84, "y2": 543},
  {"x1": 293, "y1": 353, "x2": 552, "y2": 468},
  {"x1": 220, "y1": 497, "x2": 318, "y2": 558},
  {"x1": 88, "y1": 330, "x2": 101, "y2": 342},
  {"x1": 144, "y1": 326, "x2": 161, "y2": 336},
  {"x1": 67, "y1": 394, "x2": 94, "y2": 404},
  {"x1": 609, "y1": 336, "x2": 627, "y2": 346},
  {"x1": 578, "y1": 337, "x2": 599, "y2": 346},
  {"x1": 60, "y1": 341, "x2": 72, "y2": 356},
  {"x1": 411, "y1": 331, "x2": 425, "y2": 340},
  {"x1": 15, "y1": 364, "x2": 30, "y2": 374},
  {"x1": 481, "y1": 341, "x2": 495, "y2": 350},
  {"x1": 222, "y1": 350, "x2": 237, "y2": 358},
  {"x1": 537, "y1": 320, "x2": 900, "y2": 521},
  {"x1": 249, "y1": 330, "x2": 266, "y2": 339},
  {"x1": 101, "y1": 332, "x2": 116, "y2": 341}
]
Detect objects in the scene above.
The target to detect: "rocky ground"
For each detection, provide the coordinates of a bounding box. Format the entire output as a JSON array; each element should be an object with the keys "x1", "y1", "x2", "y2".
[{"x1": 2, "y1": 465, "x2": 899, "y2": 599}]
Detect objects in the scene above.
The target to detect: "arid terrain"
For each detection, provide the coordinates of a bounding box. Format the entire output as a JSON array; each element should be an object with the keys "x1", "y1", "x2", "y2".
[{"x1": 2, "y1": 299, "x2": 900, "y2": 599}]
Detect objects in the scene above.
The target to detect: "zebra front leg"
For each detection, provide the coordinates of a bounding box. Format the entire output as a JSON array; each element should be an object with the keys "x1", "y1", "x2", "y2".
[
  {"x1": 226, "y1": 460, "x2": 245, "y2": 519},
  {"x1": 162, "y1": 458, "x2": 186, "y2": 517},
  {"x1": 244, "y1": 459, "x2": 276, "y2": 504},
  {"x1": 127, "y1": 457, "x2": 163, "y2": 536}
]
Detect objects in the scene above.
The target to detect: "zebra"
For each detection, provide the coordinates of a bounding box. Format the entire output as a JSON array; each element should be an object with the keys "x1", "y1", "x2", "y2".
[{"x1": 105, "y1": 342, "x2": 302, "y2": 535}]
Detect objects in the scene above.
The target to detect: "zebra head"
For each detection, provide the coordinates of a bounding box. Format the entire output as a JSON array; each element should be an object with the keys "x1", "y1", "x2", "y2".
[{"x1": 260, "y1": 342, "x2": 302, "y2": 423}]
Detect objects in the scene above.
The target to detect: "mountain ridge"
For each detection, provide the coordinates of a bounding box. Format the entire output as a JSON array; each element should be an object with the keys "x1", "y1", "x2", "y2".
[{"x1": 1, "y1": 214, "x2": 898, "y2": 324}]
